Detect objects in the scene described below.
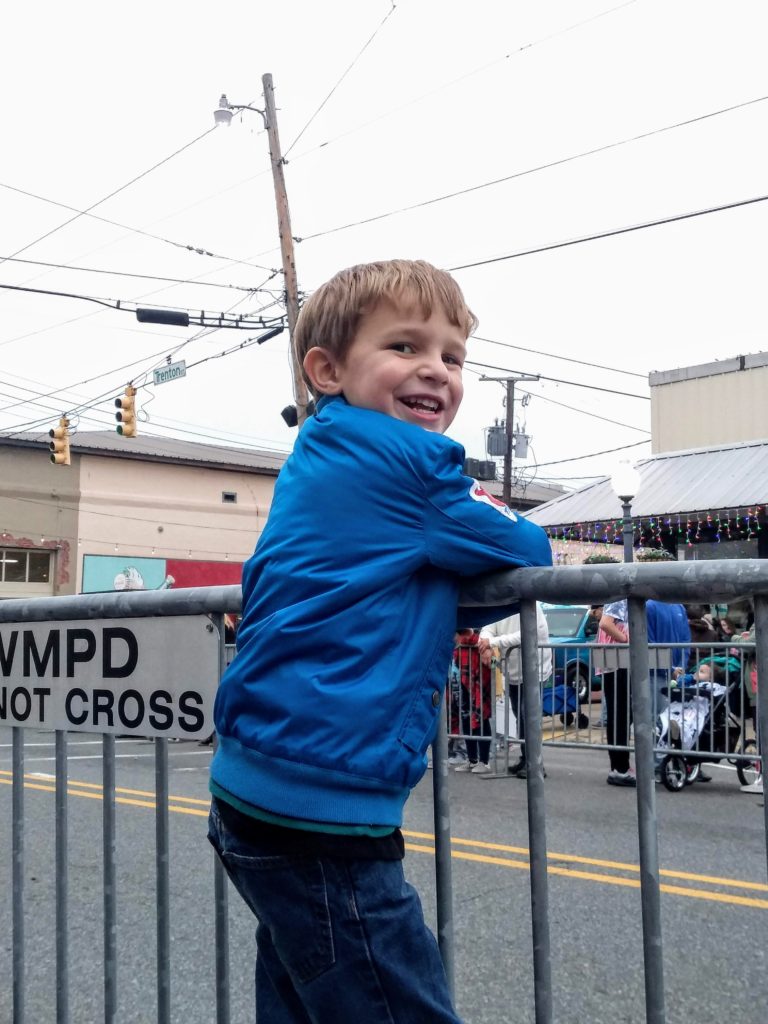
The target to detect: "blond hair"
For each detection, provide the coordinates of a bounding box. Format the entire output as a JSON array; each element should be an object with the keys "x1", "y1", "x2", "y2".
[{"x1": 295, "y1": 259, "x2": 477, "y2": 395}]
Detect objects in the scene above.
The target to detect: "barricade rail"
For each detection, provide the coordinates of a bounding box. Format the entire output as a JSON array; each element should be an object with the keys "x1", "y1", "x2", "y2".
[{"x1": 1, "y1": 563, "x2": 767, "y2": 1024}]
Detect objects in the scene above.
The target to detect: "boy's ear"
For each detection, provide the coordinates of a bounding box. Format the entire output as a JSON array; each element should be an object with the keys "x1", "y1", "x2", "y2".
[{"x1": 303, "y1": 346, "x2": 344, "y2": 395}]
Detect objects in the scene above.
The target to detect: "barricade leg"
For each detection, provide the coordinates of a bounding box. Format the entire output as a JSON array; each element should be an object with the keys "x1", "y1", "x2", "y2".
[
  {"x1": 520, "y1": 600, "x2": 553, "y2": 1024},
  {"x1": 212, "y1": 612, "x2": 231, "y2": 1024},
  {"x1": 155, "y1": 738, "x2": 170, "y2": 1024},
  {"x1": 12, "y1": 727, "x2": 25, "y2": 1024},
  {"x1": 103, "y1": 734, "x2": 117, "y2": 1024},
  {"x1": 753, "y1": 595, "x2": 768, "y2": 882},
  {"x1": 628, "y1": 598, "x2": 666, "y2": 1024},
  {"x1": 55, "y1": 729, "x2": 69, "y2": 1024},
  {"x1": 432, "y1": 692, "x2": 456, "y2": 999}
]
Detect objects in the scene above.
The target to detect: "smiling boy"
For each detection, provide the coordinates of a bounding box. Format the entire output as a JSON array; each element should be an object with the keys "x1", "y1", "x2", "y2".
[{"x1": 208, "y1": 259, "x2": 551, "y2": 1023}]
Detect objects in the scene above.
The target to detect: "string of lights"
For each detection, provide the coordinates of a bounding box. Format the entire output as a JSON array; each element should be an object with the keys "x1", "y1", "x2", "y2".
[{"x1": 546, "y1": 507, "x2": 764, "y2": 548}]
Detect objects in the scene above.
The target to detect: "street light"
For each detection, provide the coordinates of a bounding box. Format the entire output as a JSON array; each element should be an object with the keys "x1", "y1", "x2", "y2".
[
  {"x1": 610, "y1": 460, "x2": 641, "y2": 564},
  {"x1": 213, "y1": 80, "x2": 310, "y2": 427}
]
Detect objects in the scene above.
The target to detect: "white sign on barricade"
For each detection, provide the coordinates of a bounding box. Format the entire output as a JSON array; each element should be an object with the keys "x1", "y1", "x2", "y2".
[{"x1": 0, "y1": 615, "x2": 219, "y2": 739}]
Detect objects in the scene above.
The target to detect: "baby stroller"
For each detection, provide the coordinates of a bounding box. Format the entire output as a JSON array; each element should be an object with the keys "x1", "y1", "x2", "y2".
[{"x1": 655, "y1": 679, "x2": 741, "y2": 791}]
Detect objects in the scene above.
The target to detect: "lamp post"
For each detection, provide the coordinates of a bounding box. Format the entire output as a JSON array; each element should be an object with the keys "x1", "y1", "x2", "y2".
[
  {"x1": 610, "y1": 461, "x2": 641, "y2": 564},
  {"x1": 214, "y1": 77, "x2": 310, "y2": 426}
]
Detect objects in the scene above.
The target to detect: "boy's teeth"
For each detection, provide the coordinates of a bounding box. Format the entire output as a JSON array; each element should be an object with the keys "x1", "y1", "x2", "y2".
[{"x1": 404, "y1": 398, "x2": 438, "y2": 412}]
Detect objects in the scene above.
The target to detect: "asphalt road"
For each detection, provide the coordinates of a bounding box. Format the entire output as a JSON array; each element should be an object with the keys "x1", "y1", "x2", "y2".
[{"x1": 1, "y1": 726, "x2": 766, "y2": 1024}]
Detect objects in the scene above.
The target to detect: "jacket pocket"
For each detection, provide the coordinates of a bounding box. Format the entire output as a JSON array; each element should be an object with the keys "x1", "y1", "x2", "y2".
[{"x1": 397, "y1": 626, "x2": 454, "y2": 755}]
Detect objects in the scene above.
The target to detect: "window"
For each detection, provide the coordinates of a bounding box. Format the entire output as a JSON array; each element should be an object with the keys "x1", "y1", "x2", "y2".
[
  {"x1": 0, "y1": 548, "x2": 51, "y2": 584},
  {"x1": 542, "y1": 605, "x2": 588, "y2": 638},
  {"x1": 221, "y1": 491, "x2": 238, "y2": 504}
]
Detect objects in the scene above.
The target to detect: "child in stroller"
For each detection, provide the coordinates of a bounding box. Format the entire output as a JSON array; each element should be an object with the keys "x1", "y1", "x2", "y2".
[{"x1": 655, "y1": 657, "x2": 743, "y2": 791}]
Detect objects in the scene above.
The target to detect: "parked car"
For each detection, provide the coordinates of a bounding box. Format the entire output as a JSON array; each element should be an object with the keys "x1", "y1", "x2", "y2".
[{"x1": 542, "y1": 603, "x2": 602, "y2": 704}]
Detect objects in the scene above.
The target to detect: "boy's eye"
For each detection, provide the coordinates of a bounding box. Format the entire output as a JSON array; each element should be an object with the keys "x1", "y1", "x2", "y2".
[
  {"x1": 444, "y1": 354, "x2": 463, "y2": 367},
  {"x1": 389, "y1": 342, "x2": 415, "y2": 354}
]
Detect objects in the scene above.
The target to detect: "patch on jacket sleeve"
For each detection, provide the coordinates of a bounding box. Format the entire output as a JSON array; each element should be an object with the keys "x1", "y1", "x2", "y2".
[{"x1": 468, "y1": 481, "x2": 518, "y2": 521}]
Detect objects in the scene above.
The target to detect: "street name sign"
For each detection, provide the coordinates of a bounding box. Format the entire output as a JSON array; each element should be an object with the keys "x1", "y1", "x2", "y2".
[{"x1": 152, "y1": 360, "x2": 187, "y2": 386}]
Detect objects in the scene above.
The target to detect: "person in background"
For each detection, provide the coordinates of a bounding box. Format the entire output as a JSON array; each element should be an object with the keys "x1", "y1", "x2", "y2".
[
  {"x1": 600, "y1": 598, "x2": 695, "y2": 787},
  {"x1": 598, "y1": 600, "x2": 633, "y2": 786},
  {"x1": 453, "y1": 628, "x2": 493, "y2": 774},
  {"x1": 446, "y1": 652, "x2": 468, "y2": 767},
  {"x1": 478, "y1": 604, "x2": 553, "y2": 779},
  {"x1": 646, "y1": 599, "x2": 698, "y2": 780},
  {"x1": 739, "y1": 623, "x2": 763, "y2": 796}
]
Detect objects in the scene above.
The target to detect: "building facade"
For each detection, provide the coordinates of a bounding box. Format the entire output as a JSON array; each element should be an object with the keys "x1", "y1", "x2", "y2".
[
  {"x1": 0, "y1": 432, "x2": 285, "y2": 599},
  {"x1": 650, "y1": 351, "x2": 768, "y2": 454}
]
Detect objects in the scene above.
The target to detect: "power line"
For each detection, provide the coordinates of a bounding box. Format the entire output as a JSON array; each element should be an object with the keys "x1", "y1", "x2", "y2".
[
  {"x1": 471, "y1": 334, "x2": 646, "y2": 379},
  {"x1": 0, "y1": 282, "x2": 285, "y2": 330},
  {"x1": 298, "y1": 92, "x2": 768, "y2": 244},
  {"x1": 0, "y1": 320, "x2": 287, "y2": 437},
  {"x1": 0, "y1": 125, "x2": 218, "y2": 267},
  {"x1": 6, "y1": 492, "x2": 271, "y2": 535},
  {"x1": 284, "y1": 1, "x2": 397, "y2": 158},
  {"x1": 533, "y1": 439, "x2": 651, "y2": 467},
  {"x1": 0, "y1": 254, "x2": 259, "y2": 292},
  {"x1": 516, "y1": 387, "x2": 650, "y2": 433},
  {"x1": 464, "y1": 364, "x2": 649, "y2": 433},
  {"x1": 450, "y1": 191, "x2": 768, "y2": 272},
  {"x1": 287, "y1": 0, "x2": 638, "y2": 168},
  {"x1": 535, "y1": 473, "x2": 606, "y2": 481},
  {"x1": 0, "y1": 180, "x2": 279, "y2": 275},
  {"x1": 466, "y1": 359, "x2": 649, "y2": 399}
]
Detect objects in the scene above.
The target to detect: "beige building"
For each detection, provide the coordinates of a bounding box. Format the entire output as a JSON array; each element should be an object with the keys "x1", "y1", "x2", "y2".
[
  {"x1": 0, "y1": 432, "x2": 285, "y2": 599},
  {"x1": 650, "y1": 352, "x2": 768, "y2": 454}
]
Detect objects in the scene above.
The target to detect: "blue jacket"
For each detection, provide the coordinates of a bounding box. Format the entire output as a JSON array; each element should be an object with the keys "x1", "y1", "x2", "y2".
[
  {"x1": 646, "y1": 600, "x2": 691, "y2": 672},
  {"x1": 211, "y1": 395, "x2": 551, "y2": 827}
]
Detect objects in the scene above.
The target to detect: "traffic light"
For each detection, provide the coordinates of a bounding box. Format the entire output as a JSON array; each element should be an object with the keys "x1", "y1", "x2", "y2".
[
  {"x1": 49, "y1": 417, "x2": 71, "y2": 466},
  {"x1": 115, "y1": 386, "x2": 137, "y2": 437}
]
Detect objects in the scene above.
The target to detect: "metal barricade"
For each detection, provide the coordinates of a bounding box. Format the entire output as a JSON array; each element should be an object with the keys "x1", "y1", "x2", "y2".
[
  {"x1": 1, "y1": 586, "x2": 240, "y2": 1024},
  {"x1": 2, "y1": 562, "x2": 767, "y2": 1024}
]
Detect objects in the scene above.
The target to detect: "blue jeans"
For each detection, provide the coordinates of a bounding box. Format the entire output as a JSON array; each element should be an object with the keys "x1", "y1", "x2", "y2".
[{"x1": 208, "y1": 801, "x2": 463, "y2": 1024}]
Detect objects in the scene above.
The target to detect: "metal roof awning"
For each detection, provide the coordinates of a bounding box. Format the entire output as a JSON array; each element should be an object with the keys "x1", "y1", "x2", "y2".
[{"x1": 527, "y1": 438, "x2": 768, "y2": 529}]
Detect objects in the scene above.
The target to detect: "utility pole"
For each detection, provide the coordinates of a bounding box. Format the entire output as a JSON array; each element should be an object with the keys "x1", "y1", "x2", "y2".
[
  {"x1": 481, "y1": 374, "x2": 539, "y2": 506},
  {"x1": 261, "y1": 74, "x2": 310, "y2": 426}
]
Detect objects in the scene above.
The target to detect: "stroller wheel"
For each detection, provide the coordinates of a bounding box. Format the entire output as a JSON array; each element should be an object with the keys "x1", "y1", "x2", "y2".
[
  {"x1": 662, "y1": 755, "x2": 687, "y2": 792},
  {"x1": 684, "y1": 762, "x2": 700, "y2": 785},
  {"x1": 736, "y1": 740, "x2": 762, "y2": 788}
]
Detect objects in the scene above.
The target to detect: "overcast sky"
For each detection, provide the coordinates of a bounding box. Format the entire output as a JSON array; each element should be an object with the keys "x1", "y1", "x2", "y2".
[{"x1": 2, "y1": 0, "x2": 766, "y2": 498}]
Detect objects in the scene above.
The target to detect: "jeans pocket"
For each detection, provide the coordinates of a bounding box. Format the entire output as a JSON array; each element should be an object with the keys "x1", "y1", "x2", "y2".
[{"x1": 210, "y1": 808, "x2": 335, "y2": 984}]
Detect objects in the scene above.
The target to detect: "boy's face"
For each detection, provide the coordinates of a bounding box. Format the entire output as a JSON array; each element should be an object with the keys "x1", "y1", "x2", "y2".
[{"x1": 308, "y1": 300, "x2": 466, "y2": 434}]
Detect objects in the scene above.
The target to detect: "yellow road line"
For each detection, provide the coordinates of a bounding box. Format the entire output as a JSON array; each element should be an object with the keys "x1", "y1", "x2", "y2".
[
  {"x1": 405, "y1": 842, "x2": 768, "y2": 910},
  {"x1": 403, "y1": 829, "x2": 768, "y2": 893},
  {"x1": 3, "y1": 774, "x2": 766, "y2": 908}
]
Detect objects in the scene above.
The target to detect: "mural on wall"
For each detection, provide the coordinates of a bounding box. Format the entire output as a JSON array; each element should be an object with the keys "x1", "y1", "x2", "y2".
[{"x1": 82, "y1": 555, "x2": 243, "y2": 593}]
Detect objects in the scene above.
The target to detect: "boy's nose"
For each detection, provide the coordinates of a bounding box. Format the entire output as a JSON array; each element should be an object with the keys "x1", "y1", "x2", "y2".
[{"x1": 417, "y1": 350, "x2": 448, "y2": 383}]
